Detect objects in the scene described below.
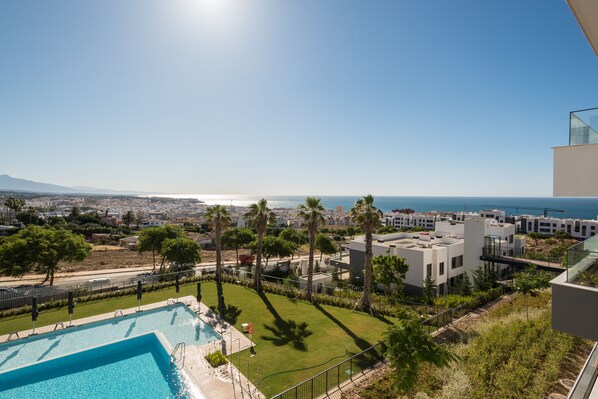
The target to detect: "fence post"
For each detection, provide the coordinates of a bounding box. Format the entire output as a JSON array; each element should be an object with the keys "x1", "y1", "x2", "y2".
[
  {"x1": 350, "y1": 357, "x2": 353, "y2": 381},
  {"x1": 311, "y1": 376, "x2": 314, "y2": 399},
  {"x1": 337, "y1": 364, "x2": 340, "y2": 388},
  {"x1": 295, "y1": 385, "x2": 298, "y2": 399},
  {"x1": 326, "y1": 369, "x2": 328, "y2": 394}
]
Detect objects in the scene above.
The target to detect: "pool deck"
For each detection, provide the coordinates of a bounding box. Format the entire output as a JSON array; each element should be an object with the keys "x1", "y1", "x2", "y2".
[{"x1": 0, "y1": 295, "x2": 264, "y2": 399}]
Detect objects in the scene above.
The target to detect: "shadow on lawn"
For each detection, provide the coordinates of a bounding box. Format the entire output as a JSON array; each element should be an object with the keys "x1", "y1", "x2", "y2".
[
  {"x1": 209, "y1": 303, "x2": 242, "y2": 325},
  {"x1": 313, "y1": 303, "x2": 371, "y2": 352},
  {"x1": 258, "y1": 291, "x2": 313, "y2": 351}
]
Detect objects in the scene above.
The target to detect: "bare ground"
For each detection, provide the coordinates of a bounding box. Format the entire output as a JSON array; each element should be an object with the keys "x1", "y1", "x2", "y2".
[{"x1": 58, "y1": 245, "x2": 250, "y2": 272}]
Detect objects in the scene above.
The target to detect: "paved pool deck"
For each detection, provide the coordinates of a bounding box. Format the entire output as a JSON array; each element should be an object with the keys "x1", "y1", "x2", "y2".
[{"x1": 0, "y1": 295, "x2": 264, "y2": 399}]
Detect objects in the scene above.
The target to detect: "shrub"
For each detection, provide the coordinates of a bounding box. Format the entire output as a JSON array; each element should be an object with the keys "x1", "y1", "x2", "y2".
[{"x1": 205, "y1": 350, "x2": 228, "y2": 368}]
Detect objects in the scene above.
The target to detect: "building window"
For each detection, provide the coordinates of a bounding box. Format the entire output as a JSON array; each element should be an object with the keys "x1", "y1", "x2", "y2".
[
  {"x1": 451, "y1": 255, "x2": 463, "y2": 269},
  {"x1": 439, "y1": 262, "x2": 445, "y2": 276},
  {"x1": 427, "y1": 264, "x2": 432, "y2": 277}
]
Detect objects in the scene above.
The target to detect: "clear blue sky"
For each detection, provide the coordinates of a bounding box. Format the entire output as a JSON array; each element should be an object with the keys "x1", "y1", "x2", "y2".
[{"x1": 1, "y1": 0, "x2": 596, "y2": 196}]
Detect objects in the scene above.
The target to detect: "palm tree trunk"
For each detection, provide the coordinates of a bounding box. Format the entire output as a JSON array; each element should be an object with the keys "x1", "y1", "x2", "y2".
[
  {"x1": 50, "y1": 268, "x2": 55, "y2": 286},
  {"x1": 235, "y1": 247, "x2": 239, "y2": 267},
  {"x1": 151, "y1": 250, "x2": 156, "y2": 272},
  {"x1": 361, "y1": 229, "x2": 373, "y2": 312},
  {"x1": 307, "y1": 228, "x2": 315, "y2": 301},
  {"x1": 215, "y1": 224, "x2": 222, "y2": 284},
  {"x1": 255, "y1": 230, "x2": 263, "y2": 291}
]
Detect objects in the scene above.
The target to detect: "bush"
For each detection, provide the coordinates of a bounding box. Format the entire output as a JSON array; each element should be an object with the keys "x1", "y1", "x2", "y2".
[{"x1": 205, "y1": 351, "x2": 228, "y2": 368}]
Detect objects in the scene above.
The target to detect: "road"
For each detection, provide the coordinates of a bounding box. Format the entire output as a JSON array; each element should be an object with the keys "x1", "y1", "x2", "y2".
[{"x1": 0, "y1": 256, "x2": 316, "y2": 288}]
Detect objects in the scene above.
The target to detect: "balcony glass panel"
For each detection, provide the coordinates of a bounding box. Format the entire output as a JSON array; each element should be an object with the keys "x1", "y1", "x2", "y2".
[
  {"x1": 569, "y1": 343, "x2": 598, "y2": 399},
  {"x1": 567, "y1": 234, "x2": 598, "y2": 285},
  {"x1": 570, "y1": 108, "x2": 598, "y2": 146}
]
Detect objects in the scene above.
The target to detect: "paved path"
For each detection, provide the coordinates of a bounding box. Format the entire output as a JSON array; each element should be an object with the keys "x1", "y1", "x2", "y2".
[{"x1": 0, "y1": 295, "x2": 264, "y2": 399}]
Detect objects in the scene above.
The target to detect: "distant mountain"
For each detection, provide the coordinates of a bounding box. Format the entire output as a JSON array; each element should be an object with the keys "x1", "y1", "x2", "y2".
[{"x1": 0, "y1": 174, "x2": 145, "y2": 195}]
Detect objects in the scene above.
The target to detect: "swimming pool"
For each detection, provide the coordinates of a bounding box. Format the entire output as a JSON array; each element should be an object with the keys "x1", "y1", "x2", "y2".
[
  {"x1": 0, "y1": 303, "x2": 221, "y2": 373},
  {"x1": 1, "y1": 333, "x2": 203, "y2": 399}
]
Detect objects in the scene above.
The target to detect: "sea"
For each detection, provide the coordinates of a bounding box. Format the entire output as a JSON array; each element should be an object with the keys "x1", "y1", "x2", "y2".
[{"x1": 149, "y1": 194, "x2": 598, "y2": 220}]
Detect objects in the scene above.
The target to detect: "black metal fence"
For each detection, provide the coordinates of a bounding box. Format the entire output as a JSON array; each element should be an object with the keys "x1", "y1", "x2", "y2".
[
  {"x1": 270, "y1": 341, "x2": 386, "y2": 399},
  {"x1": 0, "y1": 269, "x2": 203, "y2": 311}
]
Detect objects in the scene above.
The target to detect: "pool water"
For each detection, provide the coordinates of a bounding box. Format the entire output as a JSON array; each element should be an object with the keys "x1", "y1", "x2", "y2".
[
  {"x1": 0, "y1": 333, "x2": 203, "y2": 399},
  {"x1": 0, "y1": 303, "x2": 221, "y2": 373}
]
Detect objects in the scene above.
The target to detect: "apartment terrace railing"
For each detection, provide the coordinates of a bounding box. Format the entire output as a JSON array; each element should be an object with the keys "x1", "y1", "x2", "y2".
[
  {"x1": 569, "y1": 107, "x2": 598, "y2": 146},
  {"x1": 567, "y1": 235, "x2": 598, "y2": 286},
  {"x1": 568, "y1": 343, "x2": 598, "y2": 399}
]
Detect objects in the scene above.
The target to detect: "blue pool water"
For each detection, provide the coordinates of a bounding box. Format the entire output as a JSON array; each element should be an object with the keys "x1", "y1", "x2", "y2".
[
  {"x1": 0, "y1": 333, "x2": 202, "y2": 399},
  {"x1": 0, "y1": 303, "x2": 220, "y2": 373}
]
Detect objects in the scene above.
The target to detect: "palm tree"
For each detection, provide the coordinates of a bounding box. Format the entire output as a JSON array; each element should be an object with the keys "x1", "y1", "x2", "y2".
[
  {"x1": 297, "y1": 197, "x2": 325, "y2": 302},
  {"x1": 122, "y1": 210, "x2": 135, "y2": 227},
  {"x1": 349, "y1": 195, "x2": 382, "y2": 312},
  {"x1": 244, "y1": 199, "x2": 276, "y2": 291},
  {"x1": 205, "y1": 205, "x2": 231, "y2": 284},
  {"x1": 4, "y1": 197, "x2": 25, "y2": 222}
]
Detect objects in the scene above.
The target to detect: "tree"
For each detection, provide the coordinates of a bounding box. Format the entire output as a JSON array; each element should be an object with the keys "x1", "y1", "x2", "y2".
[
  {"x1": 244, "y1": 199, "x2": 276, "y2": 291},
  {"x1": 279, "y1": 228, "x2": 308, "y2": 259},
  {"x1": 0, "y1": 225, "x2": 91, "y2": 286},
  {"x1": 553, "y1": 230, "x2": 572, "y2": 244},
  {"x1": 472, "y1": 265, "x2": 497, "y2": 292},
  {"x1": 315, "y1": 233, "x2": 338, "y2": 262},
  {"x1": 205, "y1": 205, "x2": 231, "y2": 283},
  {"x1": 372, "y1": 251, "x2": 409, "y2": 297},
  {"x1": 4, "y1": 197, "x2": 25, "y2": 222},
  {"x1": 513, "y1": 265, "x2": 551, "y2": 321},
  {"x1": 349, "y1": 195, "x2": 382, "y2": 312},
  {"x1": 385, "y1": 319, "x2": 458, "y2": 395},
  {"x1": 160, "y1": 236, "x2": 201, "y2": 267},
  {"x1": 297, "y1": 197, "x2": 326, "y2": 302},
  {"x1": 252, "y1": 236, "x2": 294, "y2": 268},
  {"x1": 122, "y1": 211, "x2": 135, "y2": 227},
  {"x1": 528, "y1": 232, "x2": 545, "y2": 246},
  {"x1": 138, "y1": 225, "x2": 181, "y2": 272},
  {"x1": 222, "y1": 227, "x2": 256, "y2": 266},
  {"x1": 422, "y1": 274, "x2": 437, "y2": 304},
  {"x1": 16, "y1": 207, "x2": 43, "y2": 226},
  {"x1": 454, "y1": 271, "x2": 472, "y2": 296}
]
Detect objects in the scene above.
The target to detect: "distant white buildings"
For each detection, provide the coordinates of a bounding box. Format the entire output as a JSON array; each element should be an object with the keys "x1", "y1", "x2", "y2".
[
  {"x1": 519, "y1": 215, "x2": 598, "y2": 240},
  {"x1": 347, "y1": 217, "x2": 522, "y2": 296},
  {"x1": 382, "y1": 212, "x2": 444, "y2": 230}
]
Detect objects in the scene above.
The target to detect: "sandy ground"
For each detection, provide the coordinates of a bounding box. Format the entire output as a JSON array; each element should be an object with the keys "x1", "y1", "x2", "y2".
[{"x1": 58, "y1": 245, "x2": 250, "y2": 272}]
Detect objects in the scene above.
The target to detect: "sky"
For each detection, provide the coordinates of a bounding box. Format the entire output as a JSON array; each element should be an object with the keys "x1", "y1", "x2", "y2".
[{"x1": 1, "y1": 0, "x2": 597, "y2": 197}]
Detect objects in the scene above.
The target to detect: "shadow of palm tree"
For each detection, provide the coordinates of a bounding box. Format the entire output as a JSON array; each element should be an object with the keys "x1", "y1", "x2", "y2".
[
  {"x1": 261, "y1": 319, "x2": 313, "y2": 351},
  {"x1": 257, "y1": 290, "x2": 313, "y2": 351},
  {"x1": 210, "y1": 303, "x2": 243, "y2": 324}
]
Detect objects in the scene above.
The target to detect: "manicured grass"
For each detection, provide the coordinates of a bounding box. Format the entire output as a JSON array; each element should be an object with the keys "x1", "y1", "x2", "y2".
[{"x1": 0, "y1": 281, "x2": 397, "y2": 397}]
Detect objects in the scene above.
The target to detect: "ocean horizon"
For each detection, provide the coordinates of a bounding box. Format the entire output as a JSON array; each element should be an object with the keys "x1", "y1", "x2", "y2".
[{"x1": 147, "y1": 194, "x2": 598, "y2": 220}]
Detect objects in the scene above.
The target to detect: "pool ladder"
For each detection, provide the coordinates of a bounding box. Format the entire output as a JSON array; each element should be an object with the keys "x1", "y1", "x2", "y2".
[
  {"x1": 6, "y1": 332, "x2": 19, "y2": 342},
  {"x1": 170, "y1": 342, "x2": 186, "y2": 370},
  {"x1": 53, "y1": 322, "x2": 65, "y2": 331},
  {"x1": 114, "y1": 309, "x2": 124, "y2": 318}
]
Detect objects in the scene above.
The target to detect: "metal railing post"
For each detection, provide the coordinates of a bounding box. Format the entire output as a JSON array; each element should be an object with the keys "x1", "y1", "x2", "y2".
[{"x1": 350, "y1": 357, "x2": 353, "y2": 381}]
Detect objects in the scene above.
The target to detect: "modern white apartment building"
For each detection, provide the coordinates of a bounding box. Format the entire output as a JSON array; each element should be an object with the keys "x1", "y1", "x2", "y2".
[
  {"x1": 452, "y1": 209, "x2": 506, "y2": 223},
  {"x1": 347, "y1": 217, "x2": 521, "y2": 296},
  {"x1": 347, "y1": 231, "x2": 464, "y2": 296},
  {"x1": 550, "y1": 4, "x2": 598, "y2": 398},
  {"x1": 520, "y1": 215, "x2": 598, "y2": 239},
  {"x1": 382, "y1": 212, "x2": 443, "y2": 230}
]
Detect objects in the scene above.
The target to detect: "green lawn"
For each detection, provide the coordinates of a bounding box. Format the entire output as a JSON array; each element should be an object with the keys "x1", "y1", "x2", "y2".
[{"x1": 0, "y1": 281, "x2": 397, "y2": 397}]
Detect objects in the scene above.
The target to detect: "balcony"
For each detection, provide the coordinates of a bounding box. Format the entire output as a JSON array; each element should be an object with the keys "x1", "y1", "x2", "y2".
[
  {"x1": 552, "y1": 235, "x2": 598, "y2": 341},
  {"x1": 554, "y1": 107, "x2": 598, "y2": 196}
]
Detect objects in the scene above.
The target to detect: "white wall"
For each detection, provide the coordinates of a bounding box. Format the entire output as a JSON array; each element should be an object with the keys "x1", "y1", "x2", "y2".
[{"x1": 554, "y1": 143, "x2": 598, "y2": 196}]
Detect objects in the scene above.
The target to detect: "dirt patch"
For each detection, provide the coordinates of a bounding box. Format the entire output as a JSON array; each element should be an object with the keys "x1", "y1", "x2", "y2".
[{"x1": 58, "y1": 247, "x2": 249, "y2": 272}]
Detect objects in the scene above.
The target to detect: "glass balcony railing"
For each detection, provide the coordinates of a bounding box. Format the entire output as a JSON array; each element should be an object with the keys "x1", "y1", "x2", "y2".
[
  {"x1": 570, "y1": 107, "x2": 598, "y2": 146},
  {"x1": 567, "y1": 235, "x2": 598, "y2": 286},
  {"x1": 568, "y1": 343, "x2": 598, "y2": 399}
]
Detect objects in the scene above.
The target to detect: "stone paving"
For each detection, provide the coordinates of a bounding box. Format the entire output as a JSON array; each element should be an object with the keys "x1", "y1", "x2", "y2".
[{"x1": 0, "y1": 295, "x2": 264, "y2": 399}]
